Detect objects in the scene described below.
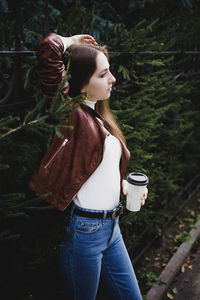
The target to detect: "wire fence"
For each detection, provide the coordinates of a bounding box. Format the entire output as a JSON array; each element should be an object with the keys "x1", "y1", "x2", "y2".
[
  {"x1": 1, "y1": 5, "x2": 200, "y2": 110},
  {"x1": 1, "y1": 47, "x2": 200, "y2": 110}
]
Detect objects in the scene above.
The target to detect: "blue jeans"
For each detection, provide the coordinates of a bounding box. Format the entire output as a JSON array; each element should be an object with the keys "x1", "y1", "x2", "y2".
[{"x1": 59, "y1": 205, "x2": 143, "y2": 300}]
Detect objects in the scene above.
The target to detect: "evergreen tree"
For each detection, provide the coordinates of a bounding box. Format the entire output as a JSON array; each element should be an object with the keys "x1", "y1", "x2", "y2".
[{"x1": 0, "y1": 0, "x2": 200, "y2": 298}]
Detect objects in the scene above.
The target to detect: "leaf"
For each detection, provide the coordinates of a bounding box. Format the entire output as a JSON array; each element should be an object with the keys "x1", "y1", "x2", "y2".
[
  {"x1": 147, "y1": 60, "x2": 165, "y2": 67},
  {"x1": 172, "y1": 287, "x2": 178, "y2": 294},
  {"x1": 167, "y1": 292, "x2": 174, "y2": 299},
  {"x1": 0, "y1": 0, "x2": 8, "y2": 12},
  {"x1": 181, "y1": 265, "x2": 185, "y2": 272},
  {"x1": 118, "y1": 65, "x2": 130, "y2": 80},
  {"x1": 24, "y1": 66, "x2": 35, "y2": 89}
]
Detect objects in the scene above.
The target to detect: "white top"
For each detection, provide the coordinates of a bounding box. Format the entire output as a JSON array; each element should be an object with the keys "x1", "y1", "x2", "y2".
[{"x1": 73, "y1": 100, "x2": 122, "y2": 210}]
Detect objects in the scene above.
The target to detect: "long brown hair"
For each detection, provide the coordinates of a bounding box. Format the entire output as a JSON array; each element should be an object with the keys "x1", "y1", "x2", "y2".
[{"x1": 67, "y1": 44, "x2": 126, "y2": 144}]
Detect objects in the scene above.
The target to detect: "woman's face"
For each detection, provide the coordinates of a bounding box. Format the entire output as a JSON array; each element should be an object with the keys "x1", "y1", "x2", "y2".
[{"x1": 81, "y1": 51, "x2": 116, "y2": 101}]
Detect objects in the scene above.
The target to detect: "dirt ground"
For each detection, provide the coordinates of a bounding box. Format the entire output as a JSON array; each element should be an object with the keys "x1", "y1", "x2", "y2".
[
  {"x1": 163, "y1": 239, "x2": 200, "y2": 300},
  {"x1": 136, "y1": 191, "x2": 200, "y2": 296}
]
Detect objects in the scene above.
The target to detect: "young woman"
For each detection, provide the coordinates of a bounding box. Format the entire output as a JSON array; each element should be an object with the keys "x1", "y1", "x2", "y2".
[{"x1": 30, "y1": 33, "x2": 147, "y2": 300}]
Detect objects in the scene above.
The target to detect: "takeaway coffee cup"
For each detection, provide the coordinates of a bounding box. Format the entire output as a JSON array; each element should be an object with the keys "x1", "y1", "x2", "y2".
[{"x1": 126, "y1": 172, "x2": 149, "y2": 212}]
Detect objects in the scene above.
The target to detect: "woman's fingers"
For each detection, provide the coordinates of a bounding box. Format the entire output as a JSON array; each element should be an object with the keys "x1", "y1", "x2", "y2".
[
  {"x1": 122, "y1": 179, "x2": 128, "y2": 195},
  {"x1": 82, "y1": 34, "x2": 96, "y2": 40},
  {"x1": 141, "y1": 187, "x2": 148, "y2": 206},
  {"x1": 122, "y1": 181, "x2": 148, "y2": 207},
  {"x1": 73, "y1": 34, "x2": 98, "y2": 46}
]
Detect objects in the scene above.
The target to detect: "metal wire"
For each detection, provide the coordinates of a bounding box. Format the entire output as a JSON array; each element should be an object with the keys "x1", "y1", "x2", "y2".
[{"x1": 1, "y1": 50, "x2": 200, "y2": 56}]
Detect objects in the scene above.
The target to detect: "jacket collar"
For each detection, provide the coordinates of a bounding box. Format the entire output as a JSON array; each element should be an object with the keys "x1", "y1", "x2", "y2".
[{"x1": 81, "y1": 103, "x2": 104, "y2": 122}]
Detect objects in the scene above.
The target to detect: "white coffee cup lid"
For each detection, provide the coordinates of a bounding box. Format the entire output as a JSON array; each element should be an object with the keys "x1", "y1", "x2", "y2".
[{"x1": 127, "y1": 172, "x2": 149, "y2": 186}]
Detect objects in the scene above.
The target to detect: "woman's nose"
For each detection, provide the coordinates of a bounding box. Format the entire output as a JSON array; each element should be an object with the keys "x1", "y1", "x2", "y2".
[{"x1": 109, "y1": 72, "x2": 116, "y2": 84}]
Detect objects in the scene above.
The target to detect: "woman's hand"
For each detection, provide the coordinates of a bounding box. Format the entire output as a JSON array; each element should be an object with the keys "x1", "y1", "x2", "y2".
[
  {"x1": 59, "y1": 34, "x2": 98, "y2": 52},
  {"x1": 141, "y1": 187, "x2": 148, "y2": 206},
  {"x1": 71, "y1": 34, "x2": 98, "y2": 46},
  {"x1": 122, "y1": 179, "x2": 148, "y2": 206},
  {"x1": 122, "y1": 179, "x2": 128, "y2": 196}
]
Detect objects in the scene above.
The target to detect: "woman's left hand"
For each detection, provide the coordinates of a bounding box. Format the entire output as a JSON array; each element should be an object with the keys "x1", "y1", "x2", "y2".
[
  {"x1": 141, "y1": 187, "x2": 148, "y2": 206},
  {"x1": 122, "y1": 179, "x2": 128, "y2": 195},
  {"x1": 122, "y1": 179, "x2": 148, "y2": 206}
]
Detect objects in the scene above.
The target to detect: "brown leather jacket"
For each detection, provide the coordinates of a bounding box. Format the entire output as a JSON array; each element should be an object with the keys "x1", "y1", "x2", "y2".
[{"x1": 29, "y1": 34, "x2": 130, "y2": 211}]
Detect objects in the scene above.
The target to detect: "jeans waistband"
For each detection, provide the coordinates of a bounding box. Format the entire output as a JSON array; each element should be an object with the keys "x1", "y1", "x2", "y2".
[{"x1": 71, "y1": 203, "x2": 123, "y2": 220}]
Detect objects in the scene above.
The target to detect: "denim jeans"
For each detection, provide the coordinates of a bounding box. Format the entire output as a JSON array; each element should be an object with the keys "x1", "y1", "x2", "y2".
[{"x1": 59, "y1": 205, "x2": 143, "y2": 300}]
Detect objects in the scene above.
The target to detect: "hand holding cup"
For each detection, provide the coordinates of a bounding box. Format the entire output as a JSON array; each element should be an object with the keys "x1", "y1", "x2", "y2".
[{"x1": 123, "y1": 173, "x2": 149, "y2": 212}]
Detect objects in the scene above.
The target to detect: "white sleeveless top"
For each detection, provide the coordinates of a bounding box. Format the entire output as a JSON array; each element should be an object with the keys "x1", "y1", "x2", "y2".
[{"x1": 73, "y1": 100, "x2": 122, "y2": 210}]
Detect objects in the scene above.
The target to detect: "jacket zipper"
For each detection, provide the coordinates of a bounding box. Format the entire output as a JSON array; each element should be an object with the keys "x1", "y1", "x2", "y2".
[{"x1": 44, "y1": 138, "x2": 68, "y2": 169}]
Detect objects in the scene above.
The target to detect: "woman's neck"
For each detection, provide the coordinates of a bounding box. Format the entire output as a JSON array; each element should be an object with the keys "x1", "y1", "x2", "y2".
[{"x1": 84, "y1": 100, "x2": 97, "y2": 110}]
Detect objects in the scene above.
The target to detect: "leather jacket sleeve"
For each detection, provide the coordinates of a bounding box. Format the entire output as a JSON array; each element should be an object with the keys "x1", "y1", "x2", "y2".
[{"x1": 37, "y1": 33, "x2": 69, "y2": 98}]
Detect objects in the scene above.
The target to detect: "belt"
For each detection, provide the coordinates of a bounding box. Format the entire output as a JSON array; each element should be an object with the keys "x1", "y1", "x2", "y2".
[{"x1": 73, "y1": 204, "x2": 123, "y2": 220}]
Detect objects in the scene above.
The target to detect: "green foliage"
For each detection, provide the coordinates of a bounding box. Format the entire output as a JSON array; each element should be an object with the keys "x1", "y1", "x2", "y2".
[
  {"x1": 137, "y1": 267, "x2": 166, "y2": 288},
  {"x1": 106, "y1": 16, "x2": 200, "y2": 258}
]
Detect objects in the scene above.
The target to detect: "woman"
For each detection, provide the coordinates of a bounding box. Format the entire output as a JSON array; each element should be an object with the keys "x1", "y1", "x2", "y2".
[{"x1": 30, "y1": 33, "x2": 147, "y2": 300}]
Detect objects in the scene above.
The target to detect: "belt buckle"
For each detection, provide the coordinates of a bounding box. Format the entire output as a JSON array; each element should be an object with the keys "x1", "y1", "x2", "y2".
[{"x1": 112, "y1": 204, "x2": 123, "y2": 220}]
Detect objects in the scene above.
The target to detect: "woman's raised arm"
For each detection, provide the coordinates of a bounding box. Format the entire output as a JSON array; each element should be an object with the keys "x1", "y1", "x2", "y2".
[
  {"x1": 58, "y1": 34, "x2": 98, "y2": 52},
  {"x1": 37, "y1": 33, "x2": 97, "y2": 99}
]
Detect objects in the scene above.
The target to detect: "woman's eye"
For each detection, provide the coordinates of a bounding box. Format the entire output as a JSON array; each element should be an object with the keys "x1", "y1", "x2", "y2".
[{"x1": 100, "y1": 72, "x2": 107, "y2": 78}]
